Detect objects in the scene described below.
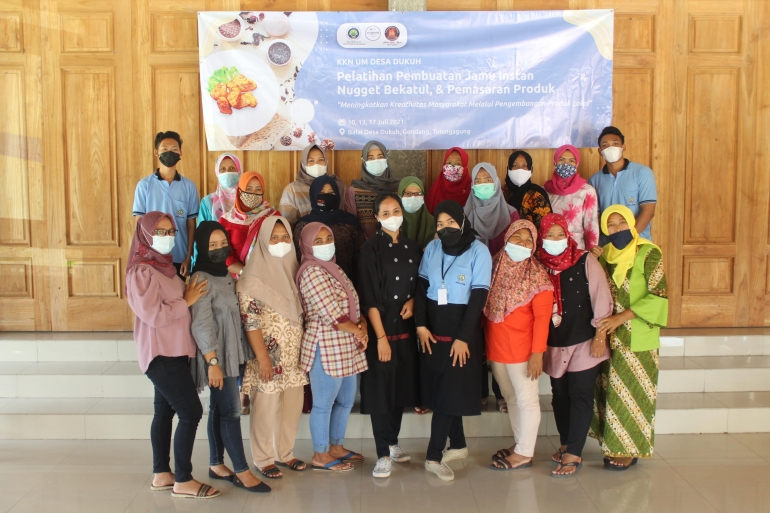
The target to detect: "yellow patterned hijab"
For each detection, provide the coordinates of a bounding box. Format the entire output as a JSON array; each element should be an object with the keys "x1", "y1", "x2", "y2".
[{"x1": 600, "y1": 205, "x2": 657, "y2": 287}]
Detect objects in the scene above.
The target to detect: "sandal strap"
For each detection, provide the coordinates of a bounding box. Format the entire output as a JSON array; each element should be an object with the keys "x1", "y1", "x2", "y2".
[
  {"x1": 290, "y1": 459, "x2": 304, "y2": 470},
  {"x1": 197, "y1": 484, "x2": 212, "y2": 497},
  {"x1": 262, "y1": 466, "x2": 281, "y2": 476}
]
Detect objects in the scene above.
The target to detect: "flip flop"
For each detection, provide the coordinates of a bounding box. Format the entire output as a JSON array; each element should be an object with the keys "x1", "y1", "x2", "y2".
[
  {"x1": 551, "y1": 460, "x2": 582, "y2": 478},
  {"x1": 552, "y1": 448, "x2": 566, "y2": 465},
  {"x1": 488, "y1": 458, "x2": 533, "y2": 471},
  {"x1": 606, "y1": 458, "x2": 638, "y2": 471},
  {"x1": 312, "y1": 458, "x2": 354, "y2": 472},
  {"x1": 208, "y1": 468, "x2": 234, "y2": 482},
  {"x1": 275, "y1": 459, "x2": 307, "y2": 471},
  {"x1": 339, "y1": 451, "x2": 364, "y2": 462},
  {"x1": 171, "y1": 483, "x2": 220, "y2": 499}
]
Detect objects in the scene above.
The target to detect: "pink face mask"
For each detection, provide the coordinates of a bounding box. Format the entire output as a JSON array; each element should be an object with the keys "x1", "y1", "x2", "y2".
[{"x1": 443, "y1": 164, "x2": 464, "y2": 182}]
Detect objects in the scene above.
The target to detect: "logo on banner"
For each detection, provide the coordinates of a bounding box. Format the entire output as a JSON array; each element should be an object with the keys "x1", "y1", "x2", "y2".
[
  {"x1": 385, "y1": 26, "x2": 400, "y2": 41},
  {"x1": 365, "y1": 26, "x2": 381, "y2": 41},
  {"x1": 347, "y1": 27, "x2": 360, "y2": 39}
]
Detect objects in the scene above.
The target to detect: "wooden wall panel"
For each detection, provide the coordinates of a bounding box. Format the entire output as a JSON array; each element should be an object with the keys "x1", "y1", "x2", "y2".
[
  {"x1": 689, "y1": 15, "x2": 742, "y2": 54},
  {"x1": 683, "y1": 257, "x2": 734, "y2": 295},
  {"x1": 151, "y1": 13, "x2": 199, "y2": 52},
  {"x1": 67, "y1": 259, "x2": 120, "y2": 297},
  {"x1": 615, "y1": 14, "x2": 655, "y2": 53},
  {"x1": 0, "y1": 67, "x2": 30, "y2": 245},
  {"x1": 0, "y1": 259, "x2": 31, "y2": 298},
  {"x1": 611, "y1": 68, "x2": 653, "y2": 167},
  {"x1": 60, "y1": 12, "x2": 114, "y2": 52},
  {"x1": 0, "y1": 12, "x2": 22, "y2": 52}
]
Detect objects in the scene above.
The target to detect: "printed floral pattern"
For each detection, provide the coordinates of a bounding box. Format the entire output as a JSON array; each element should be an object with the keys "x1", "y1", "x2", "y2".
[{"x1": 547, "y1": 183, "x2": 599, "y2": 250}]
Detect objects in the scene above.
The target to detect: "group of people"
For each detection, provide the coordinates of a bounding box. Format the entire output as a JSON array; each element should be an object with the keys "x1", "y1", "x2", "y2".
[{"x1": 127, "y1": 126, "x2": 667, "y2": 499}]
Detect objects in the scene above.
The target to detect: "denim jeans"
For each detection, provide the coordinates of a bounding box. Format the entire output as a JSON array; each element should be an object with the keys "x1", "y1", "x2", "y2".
[
  {"x1": 308, "y1": 346, "x2": 357, "y2": 454},
  {"x1": 145, "y1": 355, "x2": 203, "y2": 483},
  {"x1": 208, "y1": 375, "x2": 249, "y2": 474}
]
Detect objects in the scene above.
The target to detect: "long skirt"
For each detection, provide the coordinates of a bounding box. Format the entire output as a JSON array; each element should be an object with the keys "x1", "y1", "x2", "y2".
[{"x1": 589, "y1": 341, "x2": 659, "y2": 458}]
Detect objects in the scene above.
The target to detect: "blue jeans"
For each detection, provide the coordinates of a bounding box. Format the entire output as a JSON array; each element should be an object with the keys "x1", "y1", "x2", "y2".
[
  {"x1": 308, "y1": 347, "x2": 357, "y2": 454},
  {"x1": 208, "y1": 375, "x2": 249, "y2": 474}
]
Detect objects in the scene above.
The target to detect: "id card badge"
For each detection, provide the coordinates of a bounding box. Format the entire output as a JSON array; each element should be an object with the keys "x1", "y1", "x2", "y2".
[{"x1": 438, "y1": 286, "x2": 448, "y2": 306}]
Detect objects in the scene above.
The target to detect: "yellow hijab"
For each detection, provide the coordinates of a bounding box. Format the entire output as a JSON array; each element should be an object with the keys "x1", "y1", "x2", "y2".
[{"x1": 600, "y1": 205, "x2": 658, "y2": 287}]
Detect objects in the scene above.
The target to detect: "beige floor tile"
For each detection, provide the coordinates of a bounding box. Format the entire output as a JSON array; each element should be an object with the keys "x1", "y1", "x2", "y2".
[
  {"x1": 126, "y1": 485, "x2": 249, "y2": 513},
  {"x1": 670, "y1": 460, "x2": 770, "y2": 513},
  {"x1": 729, "y1": 433, "x2": 770, "y2": 456},
  {"x1": 654, "y1": 434, "x2": 757, "y2": 459},
  {"x1": 361, "y1": 489, "x2": 479, "y2": 513},
  {"x1": 472, "y1": 480, "x2": 599, "y2": 513},
  {"x1": 242, "y1": 489, "x2": 361, "y2": 513}
]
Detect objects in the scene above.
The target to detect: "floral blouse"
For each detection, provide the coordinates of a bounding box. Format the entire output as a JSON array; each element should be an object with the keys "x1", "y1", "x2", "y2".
[{"x1": 547, "y1": 183, "x2": 600, "y2": 250}]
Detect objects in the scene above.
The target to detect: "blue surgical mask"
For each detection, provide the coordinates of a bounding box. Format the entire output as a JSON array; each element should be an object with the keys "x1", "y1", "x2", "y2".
[
  {"x1": 555, "y1": 163, "x2": 577, "y2": 179},
  {"x1": 401, "y1": 196, "x2": 424, "y2": 213},
  {"x1": 312, "y1": 242, "x2": 335, "y2": 261},
  {"x1": 542, "y1": 238, "x2": 568, "y2": 256},
  {"x1": 365, "y1": 159, "x2": 388, "y2": 176},
  {"x1": 217, "y1": 172, "x2": 239, "y2": 189},
  {"x1": 472, "y1": 183, "x2": 496, "y2": 201},
  {"x1": 504, "y1": 242, "x2": 532, "y2": 262}
]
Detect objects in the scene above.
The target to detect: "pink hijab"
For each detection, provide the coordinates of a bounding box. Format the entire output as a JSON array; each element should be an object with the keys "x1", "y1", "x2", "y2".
[
  {"x1": 210, "y1": 153, "x2": 242, "y2": 219},
  {"x1": 295, "y1": 222, "x2": 359, "y2": 322},
  {"x1": 126, "y1": 212, "x2": 178, "y2": 280},
  {"x1": 544, "y1": 144, "x2": 587, "y2": 196}
]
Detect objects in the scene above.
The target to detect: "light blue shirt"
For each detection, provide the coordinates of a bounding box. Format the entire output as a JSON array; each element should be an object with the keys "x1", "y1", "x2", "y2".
[
  {"x1": 588, "y1": 160, "x2": 657, "y2": 243},
  {"x1": 418, "y1": 239, "x2": 492, "y2": 305},
  {"x1": 132, "y1": 171, "x2": 200, "y2": 263}
]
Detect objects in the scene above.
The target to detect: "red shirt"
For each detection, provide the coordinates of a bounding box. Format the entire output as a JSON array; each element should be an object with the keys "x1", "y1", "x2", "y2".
[
  {"x1": 484, "y1": 290, "x2": 553, "y2": 364},
  {"x1": 219, "y1": 211, "x2": 280, "y2": 267}
]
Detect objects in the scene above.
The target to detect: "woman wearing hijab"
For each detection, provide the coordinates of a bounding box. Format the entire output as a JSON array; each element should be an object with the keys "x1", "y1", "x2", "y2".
[
  {"x1": 278, "y1": 144, "x2": 347, "y2": 227},
  {"x1": 591, "y1": 205, "x2": 668, "y2": 470},
  {"x1": 297, "y1": 222, "x2": 369, "y2": 473},
  {"x1": 425, "y1": 147, "x2": 472, "y2": 215},
  {"x1": 199, "y1": 153, "x2": 242, "y2": 223},
  {"x1": 415, "y1": 200, "x2": 493, "y2": 481},
  {"x1": 238, "y1": 216, "x2": 309, "y2": 479},
  {"x1": 502, "y1": 150, "x2": 552, "y2": 227},
  {"x1": 188, "y1": 222, "x2": 269, "y2": 493},
  {"x1": 536, "y1": 214, "x2": 612, "y2": 478},
  {"x1": 345, "y1": 140, "x2": 401, "y2": 239},
  {"x1": 293, "y1": 176, "x2": 365, "y2": 282},
  {"x1": 358, "y1": 193, "x2": 422, "y2": 479},
  {"x1": 483, "y1": 220, "x2": 553, "y2": 471},
  {"x1": 398, "y1": 176, "x2": 436, "y2": 250},
  {"x1": 126, "y1": 212, "x2": 219, "y2": 499},
  {"x1": 544, "y1": 145, "x2": 600, "y2": 250}
]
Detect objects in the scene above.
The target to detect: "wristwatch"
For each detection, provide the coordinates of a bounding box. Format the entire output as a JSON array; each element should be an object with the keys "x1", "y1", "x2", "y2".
[{"x1": 207, "y1": 357, "x2": 219, "y2": 367}]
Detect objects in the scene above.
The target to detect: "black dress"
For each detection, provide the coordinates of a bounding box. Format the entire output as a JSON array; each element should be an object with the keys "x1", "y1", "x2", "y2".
[{"x1": 359, "y1": 230, "x2": 422, "y2": 414}]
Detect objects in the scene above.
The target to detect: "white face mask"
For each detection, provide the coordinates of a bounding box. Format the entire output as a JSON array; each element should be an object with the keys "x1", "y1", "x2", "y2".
[
  {"x1": 306, "y1": 164, "x2": 327, "y2": 178},
  {"x1": 601, "y1": 146, "x2": 623, "y2": 164},
  {"x1": 401, "y1": 196, "x2": 424, "y2": 213},
  {"x1": 151, "y1": 235, "x2": 175, "y2": 255},
  {"x1": 378, "y1": 215, "x2": 403, "y2": 232},
  {"x1": 504, "y1": 242, "x2": 532, "y2": 262},
  {"x1": 365, "y1": 159, "x2": 388, "y2": 176},
  {"x1": 507, "y1": 168, "x2": 532, "y2": 186},
  {"x1": 268, "y1": 242, "x2": 292, "y2": 258},
  {"x1": 312, "y1": 242, "x2": 335, "y2": 261},
  {"x1": 542, "y1": 238, "x2": 568, "y2": 256}
]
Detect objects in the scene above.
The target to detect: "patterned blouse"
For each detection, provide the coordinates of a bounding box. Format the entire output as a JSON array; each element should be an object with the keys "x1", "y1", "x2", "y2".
[
  {"x1": 547, "y1": 183, "x2": 600, "y2": 250},
  {"x1": 345, "y1": 187, "x2": 378, "y2": 240},
  {"x1": 238, "y1": 293, "x2": 308, "y2": 394},
  {"x1": 502, "y1": 184, "x2": 552, "y2": 227},
  {"x1": 297, "y1": 264, "x2": 368, "y2": 378}
]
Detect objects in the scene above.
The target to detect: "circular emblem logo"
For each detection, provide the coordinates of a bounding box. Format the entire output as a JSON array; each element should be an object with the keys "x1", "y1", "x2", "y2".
[
  {"x1": 177, "y1": 209, "x2": 184, "y2": 216},
  {"x1": 627, "y1": 197, "x2": 635, "y2": 205},
  {"x1": 458, "y1": 274, "x2": 467, "y2": 283},
  {"x1": 347, "y1": 27, "x2": 360, "y2": 39},
  {"x1": 384, "y1": 26, "x2": 400, "y2": 41},
  {"x1": 365, "y1": 26, "x2": 381, "y2": 41}
]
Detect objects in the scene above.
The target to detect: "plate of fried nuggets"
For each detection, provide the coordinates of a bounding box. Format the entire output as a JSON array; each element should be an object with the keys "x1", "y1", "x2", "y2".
[{"x1": 210, "y1": 74, "x2": 258, "y2": 115}]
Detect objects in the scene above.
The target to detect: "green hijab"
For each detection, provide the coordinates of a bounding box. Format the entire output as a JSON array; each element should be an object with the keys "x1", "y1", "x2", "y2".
[{"x1": 398, "y1": 176, "x2": 436, "y2": 249}]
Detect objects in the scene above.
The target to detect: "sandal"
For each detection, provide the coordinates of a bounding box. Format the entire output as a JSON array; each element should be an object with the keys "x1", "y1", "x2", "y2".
[
  {"x1": 492, "y1": 448, "x2": 512, "y2": 461},
  {"x1": 275, "y1": 459, "x2": 306, "y2": 471},
  {"x1": 208, "y1": 468, "x2": 234, "y2": 482},
  {"x1": 414, "y1": 407, "x2": 430, "y2": 415},
  {"x1": 312, "y1": 458, "x2": 354, "y2": 472},
  {"x1": 150, "y1": 473, "x2": 174, "y2": 491},
  {"x1": 488, "y1": 458, "x2": 532, "y2": 471},
  {"x1": 606, "y1": 458, "x2": 638, "y2": 471},
  {"x1": 497, "y1": 399, "x2": 508, "y2": 413},
  {"x1": 551, "y1": 460, "x2": 582, "y2": 478},
  {"x1": 171, "y1": 483, "x2": 220, "y2": 499},
  {"x1": 552, "y1": 448, "x2": 566, "y2": 465},
  {"x1": 257, "y1": 465, "x2": 283, "y2": 479}
]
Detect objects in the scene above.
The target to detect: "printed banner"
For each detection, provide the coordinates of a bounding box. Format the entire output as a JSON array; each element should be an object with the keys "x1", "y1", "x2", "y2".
[{"x1": 198, "y1": 10, "x2": 613, "y2": 151}]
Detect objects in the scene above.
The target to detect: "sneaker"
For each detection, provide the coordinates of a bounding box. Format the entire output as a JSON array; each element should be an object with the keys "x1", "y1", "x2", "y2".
[
  {"x1": 372, "y1": 457, "x2": 392, "y2": 478},
  {"x1": 424, "y1": 460, "x2": 454, "y2": 481},
  {"x1": 389, "y1": 445, "x2": 411, "y2": 463},
  {"x1": 441, "y1": 447, "x2": 468, "y2": 463}
]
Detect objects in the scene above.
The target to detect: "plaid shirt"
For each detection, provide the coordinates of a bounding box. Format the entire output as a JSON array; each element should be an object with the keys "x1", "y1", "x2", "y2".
[{"x1": 298, "y1": 264, "x2": 368, "y2": 378}]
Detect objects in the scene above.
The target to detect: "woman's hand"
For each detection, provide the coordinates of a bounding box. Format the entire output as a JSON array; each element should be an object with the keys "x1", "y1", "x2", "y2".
[
  {"x1": 227, "y1": 262, "x2": 244, "y2": 277},
  {"x1": 591, "y1": 337, "x2": 607, "y2": 358},
  {"x1": 450, "y1": 339, "x2": 470, "y2": 367},
  {"x1": 377, "y1": 337, "x2": 392, "y2": 362},
  {"x1": 180, "y1": 256, "x2": 191, "y2": 277},
  {"x1": 527, "y1": 352, "x2": 543, "y2": 381},
  {"x1": 417, "y1": 327, "x2": 436, "y2": 355},
  {"x1": 590, "y1": 246, "x2": 604, "y2": 259},
  {"x1": 257, "y1": 357, "x2": 274, "y2": 383},
  {"x1": 207, "y1": 363, "x2": 223, "y2": 390},
  {"x1": 597, "y1": 311, "x2": 634, "y2": 333},
  {"x1": 184, "y1": 275, "x2": 208, "y2": 307},
  {"x1": 400, "y1": 298, "x2": 414, "y2": 320}
]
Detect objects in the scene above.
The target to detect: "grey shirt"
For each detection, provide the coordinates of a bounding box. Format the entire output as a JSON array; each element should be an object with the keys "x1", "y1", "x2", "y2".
[{"x1": 189, "y1": 271, "x2": 254, "y2": 392}]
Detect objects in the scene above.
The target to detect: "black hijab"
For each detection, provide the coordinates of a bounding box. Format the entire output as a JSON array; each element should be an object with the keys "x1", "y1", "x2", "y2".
[
  {"x1": 298, "y1": 175, "x2": 360, "y2": 227},
  {"x1": 191, "y1": 221, "x2": 230, "y2": 277},
  {"x1": 434, "y1": 200, "x2": 478, "y2": 256},
  {"x1": 504, "y1": 150, "x2": 541, "y2": 210}
]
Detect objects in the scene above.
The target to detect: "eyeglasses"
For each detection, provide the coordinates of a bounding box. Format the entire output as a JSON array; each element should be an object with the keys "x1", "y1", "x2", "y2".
[
  {"x1": 402, "y1": 192, "x2": 424, "y2": 198},
  {"x1": 154, "y1": 229, "x2": 178, "y2": 236}
]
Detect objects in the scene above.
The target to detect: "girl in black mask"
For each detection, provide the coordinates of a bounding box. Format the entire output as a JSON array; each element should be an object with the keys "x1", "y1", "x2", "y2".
[
  {"x1": 414, "y1": 200, "x2": 493, "y2": 481},
  {"x1": 292, "y1": 176, "x2": 365, "y2": 282}
]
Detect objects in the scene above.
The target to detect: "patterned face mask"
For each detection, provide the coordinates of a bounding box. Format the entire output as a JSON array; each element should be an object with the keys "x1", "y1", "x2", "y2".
[
  {"x1": 442, "y1": 164, "x2": 464, "y2": 182},
  {"x1": 554, "y1": 163, "x2": 577, "y2": 179},
  {"x1": 240, "y1": 191, "x2": 263, "y2": 209}
]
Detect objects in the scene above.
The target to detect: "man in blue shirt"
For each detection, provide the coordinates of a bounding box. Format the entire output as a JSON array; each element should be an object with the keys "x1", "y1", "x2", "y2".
[
  {"x1": 588, "y1": 126, "x2": 657, "y2": 257},
  {"x1": 132, "y1": 131, "x2": 200, "y2": 277}
]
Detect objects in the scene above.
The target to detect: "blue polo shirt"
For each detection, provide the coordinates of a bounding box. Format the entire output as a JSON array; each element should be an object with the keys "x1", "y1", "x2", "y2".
[
  {"x1": 132, "y1": 170, "x2": 199, "y2": 263},
  {"x1": 588, "y1": 160, "x2": 657, "y2": 243},
  {"x1": 418, "y1": 239, "x2": 492, "y2": 305}
]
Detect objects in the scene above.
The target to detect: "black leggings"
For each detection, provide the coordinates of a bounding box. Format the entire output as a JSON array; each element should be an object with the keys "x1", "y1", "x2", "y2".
[
  {"x1": 427, "y1": 412, "x2": 466, "y2": 462},
  {"x1": 550, "y1": 362, "x2": 603, "y2": 458},
  {"x1": 370, "y1": 407, "x2": 404, "y2": 459}
]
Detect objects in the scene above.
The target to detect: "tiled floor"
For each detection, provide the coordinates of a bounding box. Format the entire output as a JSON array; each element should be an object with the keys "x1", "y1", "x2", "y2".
[{"x1": 1, "y1": 434, "x2": 769, "y2": 513}]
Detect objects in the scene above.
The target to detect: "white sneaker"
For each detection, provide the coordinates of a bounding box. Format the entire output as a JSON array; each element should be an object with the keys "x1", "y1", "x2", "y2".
[
  {"x1": 424, "y1": 460, "x2": 454, "y2": 481},
  {"x1": 373, "y1": 457, "x2": 392, "y2": 478},
  {"x1": 389, "y1": 445, "x2": 411, "y2": 463},
  {"x1": 441, "y1": 447, "x2": 468, "y2": 463}
]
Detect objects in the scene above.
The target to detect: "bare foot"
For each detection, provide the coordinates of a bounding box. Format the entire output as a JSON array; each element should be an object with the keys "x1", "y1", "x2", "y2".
[
  {"x1": 552, "y1": 445, "x2": 568, "y2": 463},
  {"x1": 236, "y1": 469, "x2": 263, "y2": 487},
  {"x1": 501, "y1": 452, "x2": 532, "y2": 469},
  {"x1": 329, "y1": 444, "x2": 363, "y2": 461},
  {"x1": 209, "y1": 464, "x2": 234, "y2": 478},
  {"x1": 552, "y1": 453, "x2": 581, "y2": 476},
  {"x1": 173, "y1": 479, "x2": 219, "y2": 497},
  {"x1": 152, "y1": 472, "x2": 174, "y2": 488},
  {"x1": 608, "y1": 457, "x2": 635, "y2": 467},
  {"x1": 312, "y1": 451, "x2": 353, "y2": 471}
]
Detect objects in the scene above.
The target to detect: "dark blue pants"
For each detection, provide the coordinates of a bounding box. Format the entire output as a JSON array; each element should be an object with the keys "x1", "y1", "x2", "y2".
[{"x1": 207, "y1": 375, "x2": 249, "y2": 473}]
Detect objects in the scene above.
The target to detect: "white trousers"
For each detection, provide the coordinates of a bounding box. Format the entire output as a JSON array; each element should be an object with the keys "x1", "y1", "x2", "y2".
[{"x1": 490, "y1": 361, "x2": 541, "y2": 458}]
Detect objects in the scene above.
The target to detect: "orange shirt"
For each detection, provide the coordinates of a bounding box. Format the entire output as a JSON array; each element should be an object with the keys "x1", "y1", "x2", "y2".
[{"x1": 484, "y1": 290, "x2": 554, "y2": 364}]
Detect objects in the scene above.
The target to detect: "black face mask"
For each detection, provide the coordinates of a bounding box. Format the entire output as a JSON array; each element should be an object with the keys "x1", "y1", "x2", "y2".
[
  {"x1": 316, "y1": 193, "x2": 339, "y2": 212},
  {"x1": 608, "y1": 229, "x2": 634, "y2": 250},
  {"x1": 209, "y1": 247, "x2": 231, "y2": 264},
  {"x1": 158, "y1": 151, "x2": 181, "y2": 167},
  {"x1": 437, "y1": 227, "x2": 463, "y2": 247}
]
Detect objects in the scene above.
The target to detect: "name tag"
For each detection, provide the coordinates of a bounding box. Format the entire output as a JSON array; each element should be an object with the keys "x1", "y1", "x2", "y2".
[{"x1": 438, "y1": 288, "x2": 448, "y2": 305}]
